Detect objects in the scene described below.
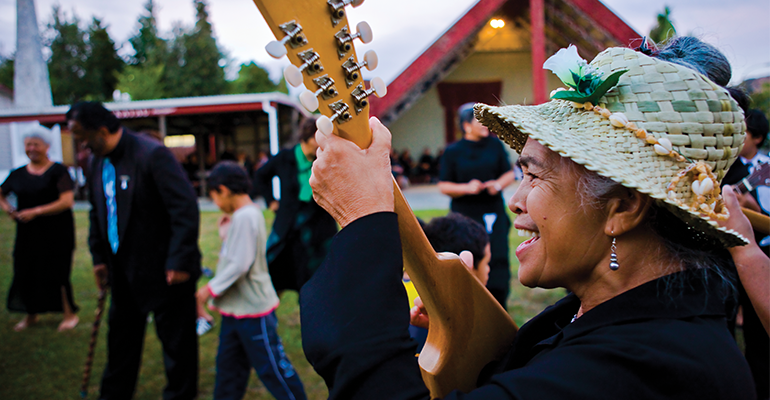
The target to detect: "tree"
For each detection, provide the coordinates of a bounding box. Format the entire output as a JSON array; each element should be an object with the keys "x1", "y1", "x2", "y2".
[
  {"x1": 165, "y1": 0, "x2": 226, "y2": 98},
  {"x1": 228, "y1": 61, "x2": 286, "y2": 94},
  {"x1": 116, "y1": 0, "x2": 168, "y2": 100},
  {"x1": 46, "y1": 6, "x2": 88, "y2": 105},
  {"x1": 750, "y1": 83, "x2": 770, "y2": 139},
  {"x1": 650, "y1": 6, "x2": 676, "y2": 45},
  {"x1": 84, "y1": 18, "x2": 124, "y2": 101},
  {"x1": 0, "y1": 55, "x2": 13, "y2": 90},
  {"x1": 128, "y1": 0, "x2": 165, "y2": 66},
  {"x1": 116, "y1": 64, "x2": 165, "y2": 100}
]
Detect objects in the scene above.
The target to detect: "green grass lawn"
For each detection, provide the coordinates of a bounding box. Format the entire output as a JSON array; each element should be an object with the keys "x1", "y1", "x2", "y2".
[{"x1": 0, "y1": 209, "x2": 564, "y2": 399}]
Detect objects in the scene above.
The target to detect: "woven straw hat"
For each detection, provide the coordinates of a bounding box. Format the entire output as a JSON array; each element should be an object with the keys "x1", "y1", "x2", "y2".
[{"x1": 476, "y1": 46, "x2": 748, "y2": 246}]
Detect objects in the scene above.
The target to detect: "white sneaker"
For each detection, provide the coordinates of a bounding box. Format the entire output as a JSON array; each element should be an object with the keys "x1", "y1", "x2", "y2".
[{"x1": 196, "y1": 317, "x2": 214, "y2": 336}]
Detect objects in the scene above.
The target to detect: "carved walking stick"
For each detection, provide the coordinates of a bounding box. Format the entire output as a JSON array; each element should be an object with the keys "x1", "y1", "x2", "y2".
[{"x1": 80, "y1": 287, "x2": 108, "y2": 398}]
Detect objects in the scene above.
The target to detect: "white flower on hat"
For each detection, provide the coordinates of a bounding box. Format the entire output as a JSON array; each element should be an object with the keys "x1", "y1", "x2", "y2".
[
  {"x1": 543, "y1": 45, "x2": 626, "y2": 105},
  {"x1": 543, "y1": 45, "x2": 584, "y2": 87}
]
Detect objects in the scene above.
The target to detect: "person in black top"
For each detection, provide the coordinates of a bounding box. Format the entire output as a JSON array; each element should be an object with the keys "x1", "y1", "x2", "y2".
[
  {"x1": 255, "y1": 116, "x2": 337, "y2": 293},
  {"x1": 67, "y1": 101, "x2": 201, "y2": 400},
  {"x1": 0, "y1": 126, "x2": 79, "y2": 332},
  {"x1": 299, "y1": 37, "x2": 756, "y2": 399},
  {"x1": 439, "y1": 102, "x2": 515, "y2": 308},
  {"x1": 721, "y1": 107, "x2": 770, "y2": 399}
]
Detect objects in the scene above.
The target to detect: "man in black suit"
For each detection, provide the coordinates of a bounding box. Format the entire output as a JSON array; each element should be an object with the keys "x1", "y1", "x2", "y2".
[
  {"x1": 254, "y1": 117, "x2": 337, "y2": 293},
  {"x1": 67, "y1": 102, "x2": 201, "y2": 400}
]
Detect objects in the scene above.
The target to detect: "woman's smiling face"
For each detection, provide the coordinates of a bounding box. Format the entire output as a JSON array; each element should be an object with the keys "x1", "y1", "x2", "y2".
[
  {"x1": 509, "y1": 138, "x2": 608, "y2": 291},
  {"x1": 24, "y1": 137, "x2": 49, "y2": 163}
]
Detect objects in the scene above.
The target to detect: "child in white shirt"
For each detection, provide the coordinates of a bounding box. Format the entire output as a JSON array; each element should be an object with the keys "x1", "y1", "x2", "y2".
[{"x1": 197, "y1": 161, "x2": 307, "y2": 400}]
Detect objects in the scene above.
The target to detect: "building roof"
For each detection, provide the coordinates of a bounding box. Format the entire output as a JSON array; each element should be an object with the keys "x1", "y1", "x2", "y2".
[
  {"x1": 0, "y1": 92, "x2": 306, "y2": 124},
  {"x1": 369, "y1": 0, "x2": 640, "y2": 124}
]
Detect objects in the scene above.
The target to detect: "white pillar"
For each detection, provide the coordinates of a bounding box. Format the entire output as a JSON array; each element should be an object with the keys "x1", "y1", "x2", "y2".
[
  {"x1": 15, "y1": 0, "x2": 53, "y2": 109},
  {"x1": 262, "y1": 100, "x2": 281, "y2": 200}
]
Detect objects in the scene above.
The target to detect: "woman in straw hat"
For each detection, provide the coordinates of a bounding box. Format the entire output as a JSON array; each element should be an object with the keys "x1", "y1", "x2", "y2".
[
  {"x1": 300, "y1": 36, "x2": 755, "y2": 399},
  {"x1": 0, "y1": 126, "x2": 79, "y2": 332}
]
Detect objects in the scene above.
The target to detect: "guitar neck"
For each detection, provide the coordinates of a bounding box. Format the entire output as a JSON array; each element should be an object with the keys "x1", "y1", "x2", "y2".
[{"x1": 736, "y1": 179, "x2": 750, "y2": 195}]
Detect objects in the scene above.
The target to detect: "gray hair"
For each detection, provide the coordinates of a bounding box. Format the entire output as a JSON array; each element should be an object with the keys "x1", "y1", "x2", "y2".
[
  {"x1": 654, "y1": 36, "x2": 732, "y2": 87},
  {"x1": 22, "y1": 126, "x2": 52, "y2": 146}
]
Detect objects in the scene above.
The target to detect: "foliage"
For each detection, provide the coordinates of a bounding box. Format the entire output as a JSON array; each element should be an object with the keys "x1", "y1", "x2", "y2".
[
  {"x1": 38, "y1": 0, "x2": 246, "y2": 102},
  {"x1": 46, "y1": 6, "x2": 88, "y2": 105},
  {"x1": 164, "y1": 0, "x2": 227, "y2": 98},
  {"x1": 749, "y1": 83, "x2": 770, "y2": 152},
  {"x1": 228, "y1": 62, "x2": 286, "y2": 95},
  {"x1": 750, "y1": 83, "x2": 770, "y2": 118},
  {"x1": 45, "y1": 7, "x2": 124, "y2": 105},
  {"x1": 115, "y1": 0, "x2": 167, "y2": 101},
  {"x1": 115, "y1": 64, "x2": 165, "y2": 101},
  {"x1": 649, "y1": 6, "x2": 676, "y2": 45},
  {"x1": 128, "y1": 0, "x2": 165, "y2": 67},
  {"x1": 0, "y1": 54, "x2": 13, "y2": 90},
  {"x1": 83, "y1": 18, "x2": 124, "y2": 102}
]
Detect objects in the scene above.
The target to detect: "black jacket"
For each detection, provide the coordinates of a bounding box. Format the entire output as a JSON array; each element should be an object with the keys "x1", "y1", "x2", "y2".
[
  {"x1": 255, "y1": 146, "x2": 335, "y2": 247},
  {"x1": 300, "y1": 213, "x2": 754, "y2": 400},
  {"x1": 88, "y1": 130, "x2": 201, "y2": 312},
  {"x1": 255, "y1": 147, "x2": 304, "y2": 243}
]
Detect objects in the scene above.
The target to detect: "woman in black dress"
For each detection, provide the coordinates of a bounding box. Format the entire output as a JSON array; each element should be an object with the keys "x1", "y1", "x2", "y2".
[
  {"x1": 0, "y1": 127, "x2": 79, "y2": 331},
  {"x1": 438, "y1": 103, "x2": 516, "y2": 309}
]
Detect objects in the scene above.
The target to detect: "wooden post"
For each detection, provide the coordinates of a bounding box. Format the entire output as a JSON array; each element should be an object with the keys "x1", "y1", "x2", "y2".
[
  {"x1": 530, "y1": 0, "x2": 547, "y2": 104},
  {"x1": 158, "y1": 115, "x2": 167, "y2": 138}
]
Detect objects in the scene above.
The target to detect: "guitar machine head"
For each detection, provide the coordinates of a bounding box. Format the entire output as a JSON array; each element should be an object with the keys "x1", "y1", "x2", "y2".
[{"x1": 259, "y1": 0, "x2": 386, "y2": 143}]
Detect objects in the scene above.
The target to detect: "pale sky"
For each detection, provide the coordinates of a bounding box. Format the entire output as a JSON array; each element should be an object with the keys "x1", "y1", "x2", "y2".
[{"x1": 1, "y1": 0, "x2": 768, "y2": 86}]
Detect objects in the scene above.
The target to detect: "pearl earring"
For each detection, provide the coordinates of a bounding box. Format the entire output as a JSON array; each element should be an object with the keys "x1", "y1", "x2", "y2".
[{"x1": 610, "y1": 237, "x2": 619, "y2": 271}]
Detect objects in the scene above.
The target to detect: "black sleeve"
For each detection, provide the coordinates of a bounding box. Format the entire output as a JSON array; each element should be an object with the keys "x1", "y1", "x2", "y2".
[
  {"x1": 299, "y1": 212, "x2": 524, "y2": 400},
  {"x1": 55, "y1": 164, "x2": 75, "y2": 193},
  {"x1": 439, "y1": 147, "x2": 456, "y2": 182},
  {"x1": 300, "y1": 212, "x2": 430, "y2": 400},
  {"x1": 1, "y1": 169, "x2": 15, "y2": 196},
  {"x1": 87, "y1": 158, "x2": 108, "y2": 266},
  {"x1": 149, "y1": 146, "x2": 201, "y2": 276},
  {"x1": 255, "y1": 152, "x2": 280, "y2": 204}
]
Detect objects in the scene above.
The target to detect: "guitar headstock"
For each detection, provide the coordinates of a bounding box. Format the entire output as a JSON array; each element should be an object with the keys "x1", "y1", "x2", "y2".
[{"x1": 252, "y1": 0, "x2": 386, "y2": 150}]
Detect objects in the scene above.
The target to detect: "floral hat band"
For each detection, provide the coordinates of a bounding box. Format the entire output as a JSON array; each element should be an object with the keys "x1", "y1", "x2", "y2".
[{"x1": 475, "y1": 45, "x2": 748, "y2": 247}]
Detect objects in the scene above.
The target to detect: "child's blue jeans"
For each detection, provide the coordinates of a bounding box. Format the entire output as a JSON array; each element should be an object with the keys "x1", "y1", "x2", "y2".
[{"x1": 214, "y1": 311, "x2": 307, "y2": 400}]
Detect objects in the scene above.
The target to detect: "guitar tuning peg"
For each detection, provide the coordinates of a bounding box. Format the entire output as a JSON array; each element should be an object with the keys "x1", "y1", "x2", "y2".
[
  {"x1": 266, "y1": 41, "x2": 287, "y2": 59},
  {"x1": 316, "y1": 101, "x2": 352, "y2": 134},
  {"x1": 316, "y1": 116, "x2": 334, "y2": 136},
  {"x1": 328, "y1": 0, "x2": 366, "y2": 23},
  {"x1": 266, "y1": 21, "x2": 307, "y2": 59},
  {"x1": 342, "y1": 50, "x2": 378, "y2": 86},
  {"x1": 335, "y1": 22, "x2": 373, "y2": 57},
  {"x1": 363, "y1": 50, "x2": 378, "y2": 70},
  {"x1": 370, "y1": 76, "x2": 387, "y2": 97},
  {"x1": 354, "y1": 21, "x2": 373, "y2": 44},
  {"x1": 299, "y1": 75, "x2": 338, "y2": 112},
  {"x1": 351, "y1": 77, "x2": 387, "y2": 110},
  {"x1": 284, "y1": 50, "x2": 324, "y2": 87},
  {"x1": 300, "y1": 90, "x2": 320, "y2": 112},
  {"x1": 284, "y1": 65, "x2": 304, "y2": 87}
]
